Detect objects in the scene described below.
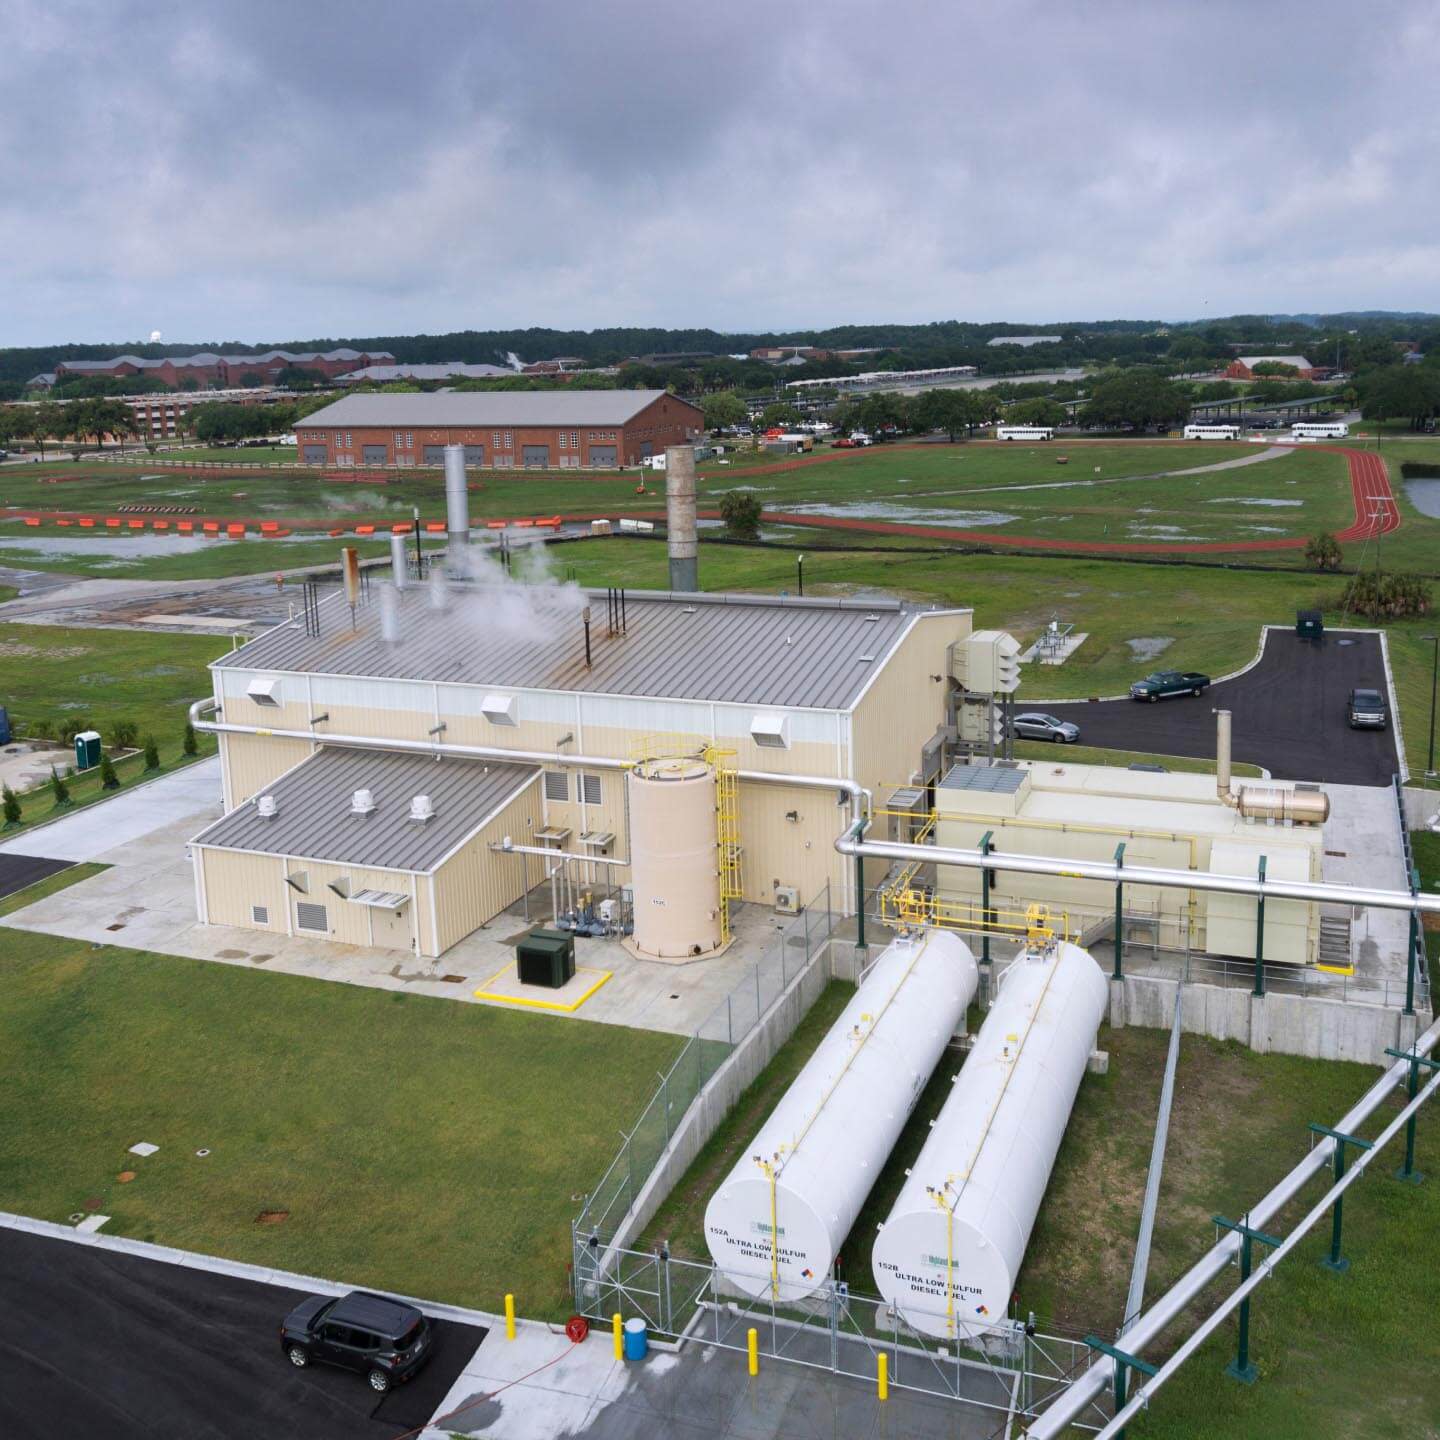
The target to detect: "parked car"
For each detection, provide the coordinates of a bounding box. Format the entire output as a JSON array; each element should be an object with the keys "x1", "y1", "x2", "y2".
[
  {"x1": 1129, "y1": 669, "x2": 1211, "y2": 702},
  {"x1": 1347, "y1": 687, "x2": 1388, "y2": 729},
  {"x1": 280, "y1": 1291, "x2": 435, "y2": 1393},
  {"x1": 1013, "y1": 712, "x2": 1080, "y2": 743}
]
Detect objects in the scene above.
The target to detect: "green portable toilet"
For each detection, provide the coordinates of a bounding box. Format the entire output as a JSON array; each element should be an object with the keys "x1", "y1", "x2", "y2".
[{"x1": 74, "y1": 730, "x2": 102, "y2": 771}]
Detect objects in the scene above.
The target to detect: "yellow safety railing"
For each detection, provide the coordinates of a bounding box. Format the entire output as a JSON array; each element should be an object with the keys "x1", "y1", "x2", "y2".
[{"x1": 877, "y1": 884, "x2": 1077, "y2": 943}]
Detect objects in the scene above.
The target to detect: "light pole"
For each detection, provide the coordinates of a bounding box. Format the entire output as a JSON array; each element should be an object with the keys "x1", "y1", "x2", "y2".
[
  {"x1": 1424, "y1": 633, "x2": 1438, "y2": 778},
  {"x1": 797, "y1": 553, "x2": 805, "y2": 597}
]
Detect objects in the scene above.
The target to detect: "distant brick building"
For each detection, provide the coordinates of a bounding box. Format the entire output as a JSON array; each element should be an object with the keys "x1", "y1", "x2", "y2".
[
  {"x1": 43, "y1": 348, "x2": 395, "y2": 390},
  {"x1": 294, "y1": 390, "x2": 703, "y2": 468},
  {"x1": 1223, "y1": 355, "x2": 1316, "y2": 381}
]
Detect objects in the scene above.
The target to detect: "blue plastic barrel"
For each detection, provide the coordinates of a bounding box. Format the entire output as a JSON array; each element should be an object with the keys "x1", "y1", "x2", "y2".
[{"x1": 623, "y1": 1316, "x2": 648, "y2": 1361}]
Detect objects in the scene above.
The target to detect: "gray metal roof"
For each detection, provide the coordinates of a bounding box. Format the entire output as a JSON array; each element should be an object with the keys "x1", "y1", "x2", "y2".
[
  {"x1": 191, "y1": 746, "x2": 539, "y2": 872},
  {"x1": 295, "y1": 389, "x2": 694, "y2": 430},
  {"x1": 337, "y1": 362, "x2": 515, "y2": 383},
  {"x1": 940, "y1": 763, "x2": 1026, "y2": 794},
  {"x1": 215, "y1": 586, "x2": 930, "y2": 711},
  {"x1": 56, "y1": 348, "x2": 393, "y2": 373},
  {"x1": 1235, "y1": 355, "x2": 1312, "y2": 369}
]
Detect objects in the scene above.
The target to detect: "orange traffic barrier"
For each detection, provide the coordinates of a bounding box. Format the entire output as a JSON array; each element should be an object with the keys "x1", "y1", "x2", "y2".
[
  {"x1": 356, "y1": 523, "x2": 375, "y2": 535},
  {"x1": 391, "y1": 522, "x2": 410, "y2": 534},
  {"x1": 513, "y1": 518, "x2": 535, "y2": 528},
  {"x1": 535, "y1": 516, "x2": 561, "y2": 529},
  {"x1": 226, "y1": 523, "x2": 245, "y2": 537},
  {"x1": 105, "y1": 517, "x2": 121, "y2": 528},
  {"x1": 178, "y1": 520, "x2": 194, "y2": 533},
  {"x1": 56, "y1": 518, "x2": 73, "y2": 527},
  {"x1": 79, "y1": 517, "x2": 96, "y2": 527},
  {"x1": 425, "y1": 521, "x2": 446, "y2": 533},
  {"x1": 486, "y1": 520, "x2": 507, "y2": 529},
  {"x1": 153, "y1": 520, "x2": 170, "y2": 531},
  {"x1": 328, "y1": 527, "x2": 345, "y2": 537},
  {"x1": 127, "y1": 519, "x2": 145, "y2": 529},
  {"x1": 23, "y1": 517, "x2": 40, "y2": 527},
  {"x1": 260, "y1": 521, "x2": 280, "y2": 534},
  {"x1": 203, "y1": 520, "x2": 220, "y2": 533}
]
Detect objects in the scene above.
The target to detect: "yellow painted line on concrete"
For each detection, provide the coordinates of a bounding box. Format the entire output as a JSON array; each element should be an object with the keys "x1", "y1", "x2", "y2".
[{"x1": 473, "y1": 964, "x2": 614, "y2": 1013}]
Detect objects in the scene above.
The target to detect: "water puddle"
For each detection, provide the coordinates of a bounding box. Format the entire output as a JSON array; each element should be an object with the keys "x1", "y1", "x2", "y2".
[
  {"x1": 1405, "y1": 478, "x2": 1440, "y2": 519},
  {"x1": 783, "y1": 501, "x2": 1020, "y2": 527},
  {"x1": 1202, "y1": 497, "x2": 1303, "y2": 507},
  {"x1": 1127, "y1": 636, "x2": 1174, "y2": 662}
]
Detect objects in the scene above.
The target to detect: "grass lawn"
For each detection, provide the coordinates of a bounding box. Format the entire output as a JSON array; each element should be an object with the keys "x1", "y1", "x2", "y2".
[
  {"x1": 0, "y1": 623, "x2": 219, "y2": 832},
  {"x1": 0, "y1": 925, "x2": 682, "y2": 1318}
]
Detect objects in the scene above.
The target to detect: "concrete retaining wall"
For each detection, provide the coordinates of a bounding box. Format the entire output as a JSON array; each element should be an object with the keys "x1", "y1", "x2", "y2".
[
  {"x1": 1403, "y1": 785, "x2": 1440, "y2": 832},
  {"x1": 1115, "y1": 973, "x2": 1425, "y2": 1065},
  {"x1": 608, "y1": 940, "x2": 837, "y2": 1253}
]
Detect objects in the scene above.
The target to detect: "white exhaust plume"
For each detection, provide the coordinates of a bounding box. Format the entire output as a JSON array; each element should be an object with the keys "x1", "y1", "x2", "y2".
[{"x1": 379, "y1": 583, "x2": 401, "y2": 643}]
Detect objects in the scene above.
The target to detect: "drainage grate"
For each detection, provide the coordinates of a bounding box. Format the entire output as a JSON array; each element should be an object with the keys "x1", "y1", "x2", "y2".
[
  {"x1": 106, "y1": 923, "x2": 126, "y2": 932},
  {"x1": 1325, "y1": 850, "x2": 1348, "y2": 858},
  {"x1": 439, "y1": 974, "x2": 467, "y2": 984}
]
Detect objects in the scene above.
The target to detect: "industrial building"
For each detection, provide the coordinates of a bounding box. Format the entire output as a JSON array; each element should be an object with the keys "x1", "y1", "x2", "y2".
[
  {"x1": 188, "y1": 487, "x2": 978, "y2": 956},
  {"x1": 335, "y1": 362, "x2": 515, "y2": 384},
  {"x1": 292, "y1": 390, "x2": 703, "y2": 468}
]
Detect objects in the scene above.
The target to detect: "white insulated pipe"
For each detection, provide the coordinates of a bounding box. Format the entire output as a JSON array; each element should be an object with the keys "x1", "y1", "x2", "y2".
[
  {"x1": 444, "y1": 444, "x2": 469, "y2": 549},
  {"x1": 704, "y1": 930, "x2": 979, "y2": 1301},
  {"x1": 873, "y1": 942, "x2": 1108, "y2": 1338},
  {"x1": 834, "y1": 832, "x2": 1440, "y2": 919},
  {"x1": 1024, "y1": 1008, "x2": 1440, "y2": 1437}
]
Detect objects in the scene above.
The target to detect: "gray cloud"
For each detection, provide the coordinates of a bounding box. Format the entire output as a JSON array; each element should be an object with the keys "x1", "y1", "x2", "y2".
[{"x1": 2, "y1": 0, "x2": 1438, "y2": 345}]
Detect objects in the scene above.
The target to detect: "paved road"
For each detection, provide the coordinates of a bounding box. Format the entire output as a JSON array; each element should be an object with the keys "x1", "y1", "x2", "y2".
[
  {"x1": 0, "y1": 756, "x2": 222, "y2": 861},
  {"x1": 1038, "y1": 629, "x2": 1400, "y2": 786},
  {"x1": 0, "y1": 1226, "x2": 485, "y2": 1440},
  {"x1": 0, "y1": 853, "x2": 72, "y2": 898}
]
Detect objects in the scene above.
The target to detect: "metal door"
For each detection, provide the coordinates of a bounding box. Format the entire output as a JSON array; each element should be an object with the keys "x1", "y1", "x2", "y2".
[
  {"x1": 522, "y1": 445, "x2": 550, "y2": 468},
  {"x1": 371, "y1": 904, "x2": 413, "y2": 952},
  {"x1": 589, "y1": 445, "x2": 617, "y2": 467}
]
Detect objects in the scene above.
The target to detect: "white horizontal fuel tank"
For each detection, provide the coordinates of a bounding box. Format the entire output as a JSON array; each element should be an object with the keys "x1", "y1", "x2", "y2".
[
  {"x1": 871, "y1": 940, "x2": 1107, "y2": 1338},
  {"x1": 704, "y1": 930, "x2": 979, "y2": 1301}
]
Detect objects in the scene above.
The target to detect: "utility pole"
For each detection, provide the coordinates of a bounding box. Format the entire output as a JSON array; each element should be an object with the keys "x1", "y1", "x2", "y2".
[{"x1": 1423, "y1": 633, "x2": 1438, "y2": 777}]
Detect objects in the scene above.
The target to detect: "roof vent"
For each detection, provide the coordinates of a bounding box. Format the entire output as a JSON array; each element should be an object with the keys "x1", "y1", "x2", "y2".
[
  {"x1": 256, "y1": 794, "x2": 277, "y2": 818},
  {"x1": 247, "y1": 677, "x2": 281, "y2": 708},
  {"x1": 857, "y1": 654, "x2": 876, "y2": 663},
  {"x1": 408, "y1": 794, "x2": 435, "y2": 822},
  {"x1": 350, "y1": 788, "x2": 377, "y2": 815}
]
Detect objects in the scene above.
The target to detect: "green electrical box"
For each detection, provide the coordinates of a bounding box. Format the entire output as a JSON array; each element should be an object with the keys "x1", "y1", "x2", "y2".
[
  {"x1": 1296, "y1": 609, "x2": 1323, "y2": 641},
  {"x1": 516, "y1": 928, "x2": 576, "y2": 989},
  {"x1": 74, "y1": 730, "x2": 102, "y2": 771}
]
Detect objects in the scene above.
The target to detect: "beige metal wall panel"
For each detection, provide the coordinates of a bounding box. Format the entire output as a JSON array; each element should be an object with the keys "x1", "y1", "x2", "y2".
[
  {"x1": 852, "y1": 612, "x2": 971, "y2": 798},
  {"x1": 734, "y1": 780, "x2": 849, "y2": 908},
  {"x1": 430, "y1": 781, "x2": 543, "y2": 954},
  {"x1": 197, "y1": 847, "x2": 286, "y2": 932},
  {"x1": 282, "y1": 859, "x2": 415, "y2": 949},
  {"x1": 1204, "y1": 842, "x2": 1315, "y2": 965},
  {"x1": 221, "y1": 734, "x2": 315, "y2": 807}
]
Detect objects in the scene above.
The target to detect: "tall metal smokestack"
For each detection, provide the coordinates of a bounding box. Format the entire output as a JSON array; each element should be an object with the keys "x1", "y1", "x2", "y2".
[
  {"x1": 389, "y1": 531, "x2": 409, "y2": 589},
  {"x1": 1215, "y1": 708, "x2": 1234, "y2": 804},
  {"x1": 444, "y1": 445, "x2": 469, "y2": 556},
  {"x1": 665, "y1": 444, "x2": 698, "y2": 592}
]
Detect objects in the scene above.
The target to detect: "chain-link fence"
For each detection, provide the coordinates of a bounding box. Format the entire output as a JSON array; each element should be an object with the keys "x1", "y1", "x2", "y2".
[
  {"x1": 571, "y1": 1241, "x2": 1107, "y2": 1428},
  {"x1": 572, "y1": 883, "x2": 835, "y2": 1251}
]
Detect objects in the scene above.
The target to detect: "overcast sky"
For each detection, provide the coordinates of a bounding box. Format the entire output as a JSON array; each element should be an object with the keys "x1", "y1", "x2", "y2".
[{"x1": 3, "y1": 0, "x2": 1438, "y2": 347}]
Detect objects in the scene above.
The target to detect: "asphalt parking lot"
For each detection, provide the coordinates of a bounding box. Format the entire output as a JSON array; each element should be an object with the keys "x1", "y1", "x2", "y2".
[
  {"x1": 0, "y1": 853, "x2": 72, "y2": 899},
  {"x1": 0, "y1": 1227, "x2": 486, "y2": 1440},
  {"x1": 1040, "y1": 628, "x2": 1400, "y2": 786}
]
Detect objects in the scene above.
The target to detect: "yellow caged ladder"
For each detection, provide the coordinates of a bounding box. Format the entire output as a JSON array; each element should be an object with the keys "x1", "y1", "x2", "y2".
[{"x1": 706, "y1": 746, "x2": 743, "y2": 944}]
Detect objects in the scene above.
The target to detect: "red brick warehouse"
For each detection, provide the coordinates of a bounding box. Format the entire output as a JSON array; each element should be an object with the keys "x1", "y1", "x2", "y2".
[{"x1": 294, "y1": 390, "x2": 704, "y2": 468}]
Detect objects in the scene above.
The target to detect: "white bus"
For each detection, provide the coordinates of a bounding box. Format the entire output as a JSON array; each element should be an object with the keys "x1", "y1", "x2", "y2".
[
  {"x1": 1183, "y1": 423, "x2": 1240, "y2": 441},
  {"x1": 996, "y1": 425, "x2": 1054, "y2": 441},
  {"x1": 1291, "y1": 421, "x2": 1349, "y2": 439}
]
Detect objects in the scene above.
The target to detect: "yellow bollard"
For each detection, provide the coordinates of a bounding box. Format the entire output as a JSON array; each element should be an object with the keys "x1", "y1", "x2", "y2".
[
  {"x1": 504, "y1": 1293, "x2": 516, "y2": 1341},
  {"x1": 613, "y1": 1313, "x2": 624, "y2": 1360},
  {"x1": 877, "y1": 1352, "x2": 889, "y2": 1401},
  {"x1": 747, "y1": 1327, "x2": 759, "y2": 1377}
]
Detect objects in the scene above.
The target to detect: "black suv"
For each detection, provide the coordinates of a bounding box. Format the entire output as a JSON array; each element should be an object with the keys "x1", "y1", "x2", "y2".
[{"x1": 280, "y1": 1291, "x2": 434, "y2": 1393}]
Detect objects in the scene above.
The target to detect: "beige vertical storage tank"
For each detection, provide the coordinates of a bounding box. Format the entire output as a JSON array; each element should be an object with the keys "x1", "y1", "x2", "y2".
[{"x1": 628, "y1": 756, "x2": 723, "y2": 958}]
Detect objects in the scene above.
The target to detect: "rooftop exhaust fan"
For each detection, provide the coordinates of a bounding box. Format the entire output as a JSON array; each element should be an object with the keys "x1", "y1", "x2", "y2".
[
  {"x1": 350, "y1": 788, "x2": 377, "y2": 815},
  {"x1": 408, "y1": 794, "x2": 435, "y2": 822},
  {"x1": 256, "y1": 794, "x2": 278, "y2": 818}
]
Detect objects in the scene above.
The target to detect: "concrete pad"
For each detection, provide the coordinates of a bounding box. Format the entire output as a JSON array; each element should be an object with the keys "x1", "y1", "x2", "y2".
[
  {"x1": 473, "y1": 961, "x2": 614, "y2": 1013},
  {"x1": 0, "y1": 755, "x2": 223, "y2": 862},
  {"x1": 127, "y1": 1142, "x2": 159, "y2": 1157}
]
